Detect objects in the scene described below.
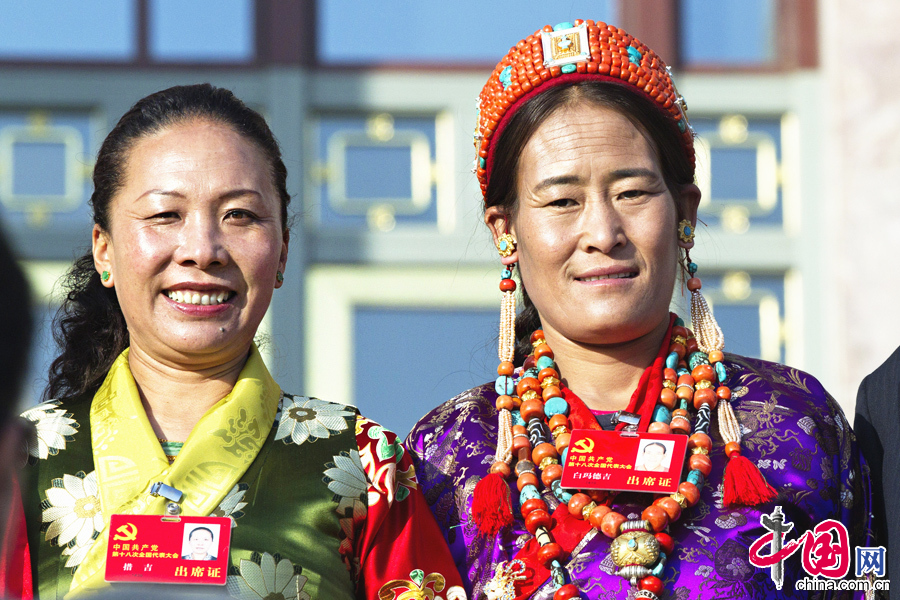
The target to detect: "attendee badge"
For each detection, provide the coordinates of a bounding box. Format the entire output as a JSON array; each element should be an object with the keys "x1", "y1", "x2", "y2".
[
  {"x1": 105, "y1": 515, "x2": 231, "y2": 584},
  {"x1": 560, "y1": 430, "x2": 688, "y2": 494}
]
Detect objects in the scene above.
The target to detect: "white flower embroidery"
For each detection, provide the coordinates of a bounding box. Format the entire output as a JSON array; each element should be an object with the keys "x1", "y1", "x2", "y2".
[
  {"x1": 275, "y1": 395, "x2": 354, "y2": 446},
  {"x1": 212, "y1": 483, "x2": 249, "y2": 526},
  {"x1": 22, "y1": 401, "x2": 78, "y2": 460},
  {"x1": 41, "y1": 471, "x2": 103, "y2": 568},
  {"x1": 324, "y1": 450, "x2": 368, "y2": 513},
  {"x1": 757, "y1": 458, "x2": 786, "y2": 471},
  {"x1": 323, "y1": 449, "x2": 368, "y2": 569},
  {"x1": 226, "y1": 552, "x2": 309, "y2": 600}
]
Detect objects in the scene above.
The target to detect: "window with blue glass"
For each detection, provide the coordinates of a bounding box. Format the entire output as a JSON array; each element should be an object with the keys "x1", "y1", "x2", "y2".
[
  {"x1": 148, "y1": 0, "x2": 254, "y2": 63},
  {"x1": 679, "y1": 272, "x2": 786, "y2": 363},
  {"x1": 317, "y1": 0, "x2": 616, "y2": 64},
  {"x1": 309, "y1": 113, "x2": 442, "y2": 230},
  {"x1": 0, "y1": 111, "x2": 95, "y2": 229},
  {"x1": 0, "y1": 0, "x2": 136, "y2": 61},
  {"x1": 353, "y1": 307, "x2": 497, "y2": 436},
  {"x1": 691, "y1": 115, "x2": 785, "y2": 233},
  {"x1": 680, "y1": 0, "x2": 776, "y2": 66}
]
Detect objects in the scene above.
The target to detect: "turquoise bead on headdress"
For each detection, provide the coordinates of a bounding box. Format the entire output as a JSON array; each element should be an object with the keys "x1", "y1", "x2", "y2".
[{"x1": 627, "y1": 46, "x2": 642, "y2": 65}]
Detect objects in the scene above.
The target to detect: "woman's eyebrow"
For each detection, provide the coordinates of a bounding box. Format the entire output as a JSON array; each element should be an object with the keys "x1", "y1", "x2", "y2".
[
  {"x1": 219, "y1": 188, "x2": 263, "y2": 201},
  {"x1": 534, "y1": 174, "x2": 584, "y2": 191},
  {"x1": 608, "y1": 168, "x2": 661, "y2": 181},
  {"x1": 533, "y1": 169, "x2": 662, "y2": 192},
  {"x1": 138, "y1": 188, "x2": 185, "y2": 201},
  {"x1": 136, "y1": 188, "x2": 263, "y2": 201}
]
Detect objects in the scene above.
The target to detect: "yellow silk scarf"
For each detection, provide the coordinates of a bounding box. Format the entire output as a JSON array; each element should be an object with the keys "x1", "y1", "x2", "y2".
[{"x1": 67, "y1": 345, "x2": 280, "y2": 597}]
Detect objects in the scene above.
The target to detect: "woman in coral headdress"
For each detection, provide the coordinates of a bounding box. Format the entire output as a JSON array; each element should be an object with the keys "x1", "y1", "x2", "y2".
[{"x1": 407, "y1": 19, "x2": 873, "y2": 600}]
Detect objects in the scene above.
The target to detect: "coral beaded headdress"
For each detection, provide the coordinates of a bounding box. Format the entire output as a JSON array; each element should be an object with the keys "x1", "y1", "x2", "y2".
[{"x1": 474, "y1": 19, "x2": 695, "y2": 198}]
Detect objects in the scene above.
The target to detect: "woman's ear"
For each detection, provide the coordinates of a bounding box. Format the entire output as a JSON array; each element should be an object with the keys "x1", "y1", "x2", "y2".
[
  {"x1": 677, "y1": 184, "x2": 702, "y2": 250},
  {"x1": 91, "y1": 224, "x2": 115, "y2": 287},
  {"x1": 484, "y1": 206, "x2": 518, "y2": 265},
  {"x1": 275, "y1": 230, "x2": 290, "y2": 289}
]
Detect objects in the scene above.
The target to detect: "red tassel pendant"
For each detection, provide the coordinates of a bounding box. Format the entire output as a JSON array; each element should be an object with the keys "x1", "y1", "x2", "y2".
[
  {"x1": 471, "y1": 472, "x2": 514, "y2": 538},
  {"x1": 723, "y1": 453, "x2": 777, "y2": 507}
]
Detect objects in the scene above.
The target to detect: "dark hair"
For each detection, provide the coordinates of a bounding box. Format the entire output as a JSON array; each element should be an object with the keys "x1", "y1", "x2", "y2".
[
  {"x1": 643, "y1": 441, "x2": 667, "y2": 454},
  {"x1": 485, "y1": 81, "x2": 695, "y2": 363},
  {"x1": 188, "y1": 526, "x2": 214, "y2": 541},
  {"x1": 0, "y1": 227, "x2": 32, "y2": 425},
  {"x1": 46, "y1": 84, "x2": 291, "y2": 400}
]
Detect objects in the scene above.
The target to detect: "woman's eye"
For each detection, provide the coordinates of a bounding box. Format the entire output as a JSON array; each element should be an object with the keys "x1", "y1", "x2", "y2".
[
  {"x1": 151, "y1": 212, "x2": 179, "y2": 221},
  {"x1": 619, "y1": 189, "x2": 645, "y2": 200},
  {"x1": 225, "y1": 209, "x2": 254, "y2": 221},
  {"x1": 549, "y1": 198, "x2": 576, "y2": 207}
]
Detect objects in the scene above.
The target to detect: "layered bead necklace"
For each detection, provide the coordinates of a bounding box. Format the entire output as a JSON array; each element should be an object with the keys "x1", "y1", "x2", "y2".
[{"x1": 477, "y1": 263, "x2": 775, "y2": 600}]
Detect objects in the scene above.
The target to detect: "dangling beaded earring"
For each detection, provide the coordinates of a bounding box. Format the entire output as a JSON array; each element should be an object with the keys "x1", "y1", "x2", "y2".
[
  {"x1": 682, "y1": 244, "x2": 775, "y2": 507},
  {"x1": 679, "y1": 220, "x2": 725, "y2": 355},
  {"x1": 471, "y1": 232, "x2": 518, "y2": 538}
]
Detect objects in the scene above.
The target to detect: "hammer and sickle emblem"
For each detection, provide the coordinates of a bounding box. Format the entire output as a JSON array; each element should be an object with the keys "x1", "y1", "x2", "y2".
[
  {"x1": 572, "y1": 438, "x2": 594, "y2": 454},
  {"x1": 113, "y1": 523, "x2": 138, "y2": 541}
]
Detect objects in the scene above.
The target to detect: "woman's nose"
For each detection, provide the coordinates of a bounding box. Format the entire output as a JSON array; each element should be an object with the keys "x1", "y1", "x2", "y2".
[
  {"x1": 174, "y1": 217, "x2": 228, "y2": 268},
  {"x1": 578, "y1": 199, "x2": 626, "y2": 254}
]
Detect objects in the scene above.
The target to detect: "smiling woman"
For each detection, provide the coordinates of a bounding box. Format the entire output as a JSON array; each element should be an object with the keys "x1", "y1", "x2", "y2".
[
  {"x1": 8, "y1": 84, "x2": 465, "y2": 600},
  {"x1": 406, "y1": 20, "x2": 873, "y2": 600}
]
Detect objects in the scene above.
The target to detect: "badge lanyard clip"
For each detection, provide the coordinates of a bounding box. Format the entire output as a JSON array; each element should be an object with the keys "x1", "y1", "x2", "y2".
[
  {"x1": 612, "y1": 411, "x2": 641, "y2": 437},
  {"x1": 150, "y1": 482, "x2": 184, "y2": 516}
]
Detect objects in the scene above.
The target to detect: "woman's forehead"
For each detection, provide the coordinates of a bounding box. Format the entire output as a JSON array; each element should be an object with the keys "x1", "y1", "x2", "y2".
[
  {"x1": 520, "y1": 104, "x2": 662, "y2": 183},
  {"x1": 129, "y1": 121, "x2": 264, "y2": 175},
  {"x1": 115, "y1": 120, "x2": 275, "y2": 202}
]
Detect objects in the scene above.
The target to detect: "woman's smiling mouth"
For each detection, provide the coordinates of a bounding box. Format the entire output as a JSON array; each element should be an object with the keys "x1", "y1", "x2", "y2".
[
  {"x1": 165, "y1": 290, "x2": 235, "y2": 305},
  {"x1": 576, "y1": 272, "x2": 637, "y2": 282}
]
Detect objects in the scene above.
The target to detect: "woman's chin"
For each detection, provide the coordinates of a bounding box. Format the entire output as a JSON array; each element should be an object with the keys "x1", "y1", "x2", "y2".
[
  {"x1": 554, "y1": 310, "x2": 669, "y2": 346},
  {"x1": 139, "y1": 327, "x2": 256, "y2": 363}
]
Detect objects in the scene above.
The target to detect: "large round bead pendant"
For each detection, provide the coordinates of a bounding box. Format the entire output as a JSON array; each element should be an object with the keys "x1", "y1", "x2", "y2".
[{"x1": 610, "y1": 530, "x2": 661, "y2": 567}]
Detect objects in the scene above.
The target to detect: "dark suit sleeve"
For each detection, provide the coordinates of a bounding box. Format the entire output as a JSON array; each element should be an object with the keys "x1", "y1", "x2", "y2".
[
  {"x1": 853, "y1": 346, "x2": 900, "y2": 595},
  {"x1": 855, "y1": 374, "x2": 886, "y2": 548}
]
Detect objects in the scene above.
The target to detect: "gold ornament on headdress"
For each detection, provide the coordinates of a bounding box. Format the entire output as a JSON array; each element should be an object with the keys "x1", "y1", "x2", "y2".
[{"x1": 474, "y1": 20, "x2": 696, "y2": 199}]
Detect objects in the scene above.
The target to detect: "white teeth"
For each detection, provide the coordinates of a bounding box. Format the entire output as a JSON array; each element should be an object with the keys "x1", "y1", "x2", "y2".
[
  {"x1": 167, "y1": 290, "x2": 231, "y2": 305},
  {"x1": 581, "y1": 273, "x2": 635, "y2": 281}
]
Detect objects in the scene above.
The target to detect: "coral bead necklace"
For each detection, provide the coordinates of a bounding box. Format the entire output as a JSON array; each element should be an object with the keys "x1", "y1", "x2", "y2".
[
  {"x1": 477, "y1": 263, "x2": 776, "y2": 600},
  {"x1": 492, "y1": 323, "x2": 721, "y2": 600}
]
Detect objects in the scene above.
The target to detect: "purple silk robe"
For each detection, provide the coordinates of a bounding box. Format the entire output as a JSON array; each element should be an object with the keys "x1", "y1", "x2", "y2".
[{"x1": 406, "y1": 355, "x2": 875, "y2": 599}]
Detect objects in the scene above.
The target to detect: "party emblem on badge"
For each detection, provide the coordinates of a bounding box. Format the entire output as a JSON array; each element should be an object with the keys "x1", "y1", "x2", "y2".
[
  {"x1": 541, "y1": 23, "x2": 590, "y2": 67},
  {"x1": 113, "y1": 522, "x2": 138, "y2": 541}
]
